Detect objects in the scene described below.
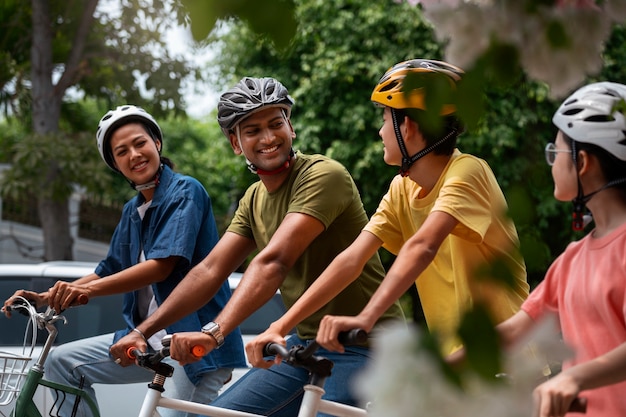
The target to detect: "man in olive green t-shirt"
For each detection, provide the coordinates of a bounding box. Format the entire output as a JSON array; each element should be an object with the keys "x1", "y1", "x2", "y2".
[{"x1": 110, "y1": 76, "x2": 404, "y2": 417}]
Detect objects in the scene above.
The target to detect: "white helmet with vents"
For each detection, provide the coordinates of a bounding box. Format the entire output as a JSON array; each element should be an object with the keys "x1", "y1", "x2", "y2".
[
  {"x1": 552, "y1": 82, "x2": 626, "y2": 160},
  {"x1": 96, "y1": 105, "x2": 163, "y2": 171}
]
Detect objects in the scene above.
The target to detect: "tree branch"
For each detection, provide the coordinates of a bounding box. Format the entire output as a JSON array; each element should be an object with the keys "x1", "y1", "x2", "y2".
[{"x1": 54, "y1": 0, "x2": 99, "y2": 95}]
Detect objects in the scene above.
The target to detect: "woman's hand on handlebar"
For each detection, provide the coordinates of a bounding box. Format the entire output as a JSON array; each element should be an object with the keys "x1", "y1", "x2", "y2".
[
  {"x1": 110, "y1": 331, "x2": 148, "y2": 367},
  {"x1": 170, "y1": 332, "x2": 214, "y2": 365},
  {"x1": 532, "y1": 371, "x2": 582, "y2": 417},
  {"x1": 47, "y1": 281, "x2": 89, "y2": 313},
  {"x1": 2, "y1": 290, "x2": 47, "y2": 318},
  {"x1": 317, "y1": 314, "x2": 372, "y2": 353},
  {"x1": 246, "y1": 328, "x2": 287, "y2": 369}
]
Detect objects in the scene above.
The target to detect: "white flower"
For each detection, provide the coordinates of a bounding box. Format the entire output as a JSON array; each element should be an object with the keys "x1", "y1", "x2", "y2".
[
  {"x1": 412, "y1": 0, "x2": 617, "y2": 98},
  {"x1": 356, "y1": 315, "x2": 573, "y2": 417}
]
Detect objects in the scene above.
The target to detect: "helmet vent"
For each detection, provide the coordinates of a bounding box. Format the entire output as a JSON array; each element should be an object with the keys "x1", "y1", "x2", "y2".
[
  {"x1": 585, "y1": 115, "x2": 615, "y2": 123},
  {"x1": 379, "y1": 80, "x2": 399, "y2": 93}
]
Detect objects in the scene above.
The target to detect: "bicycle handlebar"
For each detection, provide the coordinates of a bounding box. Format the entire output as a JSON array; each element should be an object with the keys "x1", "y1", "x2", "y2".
[
  {"x1": 263, "y1": 328, "x2": 367, "y2": 358},
  {"x1": 569, "y1": 397, "x2": 587, "y2": 413},
  {"x1": 7, "y1": 293, "x2": 89, "y2": 316}
]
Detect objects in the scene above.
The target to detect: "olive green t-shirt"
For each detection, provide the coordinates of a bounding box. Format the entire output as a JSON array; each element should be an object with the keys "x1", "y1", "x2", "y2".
[{"x1": 228, "y1": 152, "x2": 405, "y2": 339}]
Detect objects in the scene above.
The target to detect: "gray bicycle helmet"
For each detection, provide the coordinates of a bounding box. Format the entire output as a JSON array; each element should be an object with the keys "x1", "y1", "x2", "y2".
[
  {"x1": 217, "y1": 77, "x2": 295, "y2": 137},
  {"x1": 96, "y1": 105, "x2": 163, "y2": 171},
  {"x1": 552, "y1": 81, "x2": 626, "y2": 161}
]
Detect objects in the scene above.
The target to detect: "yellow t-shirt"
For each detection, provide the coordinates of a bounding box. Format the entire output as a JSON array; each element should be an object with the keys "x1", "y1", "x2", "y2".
[{"x1": 364, "y1": 150, "x2": 529, "y2": 354}]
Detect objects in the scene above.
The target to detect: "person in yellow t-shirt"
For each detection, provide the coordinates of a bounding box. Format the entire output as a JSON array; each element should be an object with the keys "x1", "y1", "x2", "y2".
[{"x1": 246, "y1": 59, "x2": 529, "y2": 362}]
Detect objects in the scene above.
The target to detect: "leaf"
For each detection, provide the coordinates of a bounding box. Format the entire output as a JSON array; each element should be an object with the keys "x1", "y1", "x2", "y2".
[{"x1": 458, "y1": 304, "x2": 502, "y2": 382}]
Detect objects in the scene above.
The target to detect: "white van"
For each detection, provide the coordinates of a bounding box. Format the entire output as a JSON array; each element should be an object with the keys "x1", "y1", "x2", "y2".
[{"x1": 0, "y1": 261, "x2": 286, "y2": 417}]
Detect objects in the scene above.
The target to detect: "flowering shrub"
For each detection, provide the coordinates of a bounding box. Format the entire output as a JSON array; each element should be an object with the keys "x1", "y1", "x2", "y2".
[
  {"x1": 397, "y1": 0, "x2": 626, "y2": 98},
  {"x1": 356, "y1": 314, "x2": 572, "y2": 417}
]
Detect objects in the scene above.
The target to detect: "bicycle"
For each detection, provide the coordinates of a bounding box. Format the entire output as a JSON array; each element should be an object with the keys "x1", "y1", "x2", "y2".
[
  {"x1": 0, "y1": 296, "x2": 98, "y2": 417},
  {"x1": 130, "y1": 331, "x2": 588, "y2": 417},
  {"x1": 129, "y1": 330, "x2": 370, "y2": 417}
]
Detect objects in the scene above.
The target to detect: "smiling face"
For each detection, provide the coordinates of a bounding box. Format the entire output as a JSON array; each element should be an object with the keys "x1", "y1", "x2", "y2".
[
  {"x1": 109, "y1": 122, "x2": 162, "y2": 187},
  {"x1": 230, "y1": 107, "x2": 296, "y2": 173}
]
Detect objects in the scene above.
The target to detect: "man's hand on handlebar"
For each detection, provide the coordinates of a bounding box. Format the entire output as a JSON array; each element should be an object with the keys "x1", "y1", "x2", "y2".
[
  {"x1": 110, "y1": 331, "x2": 149, "y2": 367},
  {"x1": 169, "y1": 332, "x2": 215, "y2": 365}
]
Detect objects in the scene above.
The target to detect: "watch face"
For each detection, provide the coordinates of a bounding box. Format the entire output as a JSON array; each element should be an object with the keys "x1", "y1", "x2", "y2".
[{"x1": 202, "y1": 322, "x2": 224, "y2": 347}]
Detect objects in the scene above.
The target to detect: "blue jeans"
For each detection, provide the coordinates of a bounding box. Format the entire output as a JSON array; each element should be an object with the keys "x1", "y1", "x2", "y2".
[
  {"x1": 45, "y1": 333, "x2": 233, "y2": 417},
  {"x1": 211, "y1": 335, "x2": 370, "y2": 417}
]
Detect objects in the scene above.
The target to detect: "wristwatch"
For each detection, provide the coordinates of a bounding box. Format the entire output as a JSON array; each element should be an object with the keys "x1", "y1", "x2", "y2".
[{"x1": 201, "y1": 321, "x2": 224, "y2": 348}]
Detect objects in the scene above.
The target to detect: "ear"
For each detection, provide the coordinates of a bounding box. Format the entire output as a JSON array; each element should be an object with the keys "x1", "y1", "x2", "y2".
[
  {"x1": 228, "y1": 132, "x2": 243, "y2": 155},
  {"x1": 577, "y1": 150, "x2": 599, "y2": 178},
  {"x1": 402, "y1": 116, "x2": 423, "y2": 144},
  {"x1": 287, "y1": 119, "x2": 296, "y2": 139},
  {"x1": 155, "y1": 139, "x2": 162, "y2": 153}
]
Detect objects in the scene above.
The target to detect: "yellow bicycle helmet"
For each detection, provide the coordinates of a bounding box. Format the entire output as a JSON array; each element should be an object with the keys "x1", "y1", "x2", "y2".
[{"x1": 371, "y1": 59, "x2": 463, "y2": 115}]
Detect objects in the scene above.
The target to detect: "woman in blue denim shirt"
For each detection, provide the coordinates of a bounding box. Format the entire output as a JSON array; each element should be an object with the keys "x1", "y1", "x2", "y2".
[{"x1": 6, "y1": 105, "x2": 246, "y2": 417}]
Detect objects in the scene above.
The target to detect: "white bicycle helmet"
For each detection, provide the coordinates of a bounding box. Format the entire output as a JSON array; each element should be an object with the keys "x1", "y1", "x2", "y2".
[
  {"x1": 217, "y1": 77, "x2": 295, "y2": 138},
  {"x1": 552, "y1": 82, "x2": 626, "y2": 161},
  {"x1": 96, "y1": 105, "x2": 163, "y2": 171}
]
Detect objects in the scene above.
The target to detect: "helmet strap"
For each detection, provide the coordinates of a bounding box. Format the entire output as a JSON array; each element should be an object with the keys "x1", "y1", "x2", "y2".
[
  {"x1": 130, "y1": 163, "x2": 163, "y2": 192},
  {"x1": 251, "y1": 149, "x2": 297, "y2": 176},
  {"x1": 569, "y1": 141, "x2": 626, "y2": 230},
  {"x1": 391, "y1": 108, "x2": 456, "y2": 177},
  {"x1": 571, "y1": 176, "x2": 626, "y2": 231}
]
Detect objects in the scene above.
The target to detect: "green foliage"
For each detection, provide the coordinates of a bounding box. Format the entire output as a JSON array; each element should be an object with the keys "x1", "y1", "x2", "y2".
[
  {"x1": 0, "y1": 130, "x2": 106, "y2": 201},
  {"x1": 458, "y1": 304, "x2": 502, "y2": 382},
  {"x1": 182, "y1": 0, "x2": 297, "y2": 50},
  {"x1": 157, "y1": 115, "x2": 248, "y2": 231}
]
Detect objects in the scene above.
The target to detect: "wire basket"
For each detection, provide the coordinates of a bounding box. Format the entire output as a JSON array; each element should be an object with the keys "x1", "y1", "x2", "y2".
[{"x1": 0, "y1": 351, "x2": 31, "y2": 406}]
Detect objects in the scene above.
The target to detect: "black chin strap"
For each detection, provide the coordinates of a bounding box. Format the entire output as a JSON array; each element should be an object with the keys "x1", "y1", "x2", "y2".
[
  {"x1": 571, "y1": 177, "x2": 626, "y2": 231},
  {"x1": 391, "y1": 109, "x2": 456, "y2": 177}
]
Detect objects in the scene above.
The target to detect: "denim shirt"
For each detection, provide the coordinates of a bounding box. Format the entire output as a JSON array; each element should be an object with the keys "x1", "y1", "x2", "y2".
[{"x1": 96, "y1": 165, "x2": 246, "y2": 383}]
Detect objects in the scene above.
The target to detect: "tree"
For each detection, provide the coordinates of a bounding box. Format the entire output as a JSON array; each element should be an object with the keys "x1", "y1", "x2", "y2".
[{"x1": 0, "y1": 0, "x2": 199, "y2": 260}]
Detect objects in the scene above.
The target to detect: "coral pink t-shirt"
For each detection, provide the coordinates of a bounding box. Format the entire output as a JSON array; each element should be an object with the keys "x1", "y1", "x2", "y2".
[{"x1": 522, "y1": 221, "x2": 626, "y2": 417}]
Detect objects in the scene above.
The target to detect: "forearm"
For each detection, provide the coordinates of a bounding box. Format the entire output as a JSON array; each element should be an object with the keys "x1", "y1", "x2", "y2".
[
  {"x1": 359, "y1": 240, "x2": 436, "y2": 325},
  {"x1": 137, "y1": 261, "x2": 224, "y2": 337},
  {"x1": 216, "y1": 258, "x2": 285, "y2": 336},
  {"x1": 272, "y1": 249, "x2": 367, "y2": 336},
  {"x1": 564, "y1": 343, "x2": 626, "y2": 391},
  {"x1": 83, "y1": 258, "x2": 177, "y2": 297}
]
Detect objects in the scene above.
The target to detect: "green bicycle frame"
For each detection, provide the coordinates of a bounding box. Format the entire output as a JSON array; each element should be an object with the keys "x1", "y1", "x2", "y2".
[{"x1": 12, "y1": 368, "x2": 99, "y2": 417}]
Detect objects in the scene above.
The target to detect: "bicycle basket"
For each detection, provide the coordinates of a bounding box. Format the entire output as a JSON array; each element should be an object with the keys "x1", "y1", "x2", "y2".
[{"x1": 0, "y1": 351, "x2": 31, "y2": 406}]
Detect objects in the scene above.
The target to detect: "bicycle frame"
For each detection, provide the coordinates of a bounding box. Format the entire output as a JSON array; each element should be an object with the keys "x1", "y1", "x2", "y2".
[
  {"x1": 134, "y1": 334, "x2": 368, "y2": 417},
  {"x1": 6, "y1": 299, "x2": 100, "y2": 417},
  {"x1": 137, "y1": 367, "x2": 367, "y2": 417}
]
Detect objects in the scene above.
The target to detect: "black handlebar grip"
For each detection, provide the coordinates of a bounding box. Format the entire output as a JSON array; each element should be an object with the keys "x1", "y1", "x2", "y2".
[
  {"x1": 263, "y1": 343, "x2": 290, "y2": 358},
  {"x1": 337, "y1": 329, "x2": 368, "y2": 345},
  {"x1": 569, "y1": 397, "x2": 587, "y2": 413}
]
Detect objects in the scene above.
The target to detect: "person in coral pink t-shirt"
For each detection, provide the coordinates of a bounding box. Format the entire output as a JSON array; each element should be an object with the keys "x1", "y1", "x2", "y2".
[{"x1": 488, "y1": 81, "x2": 626, "y2": 417}]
